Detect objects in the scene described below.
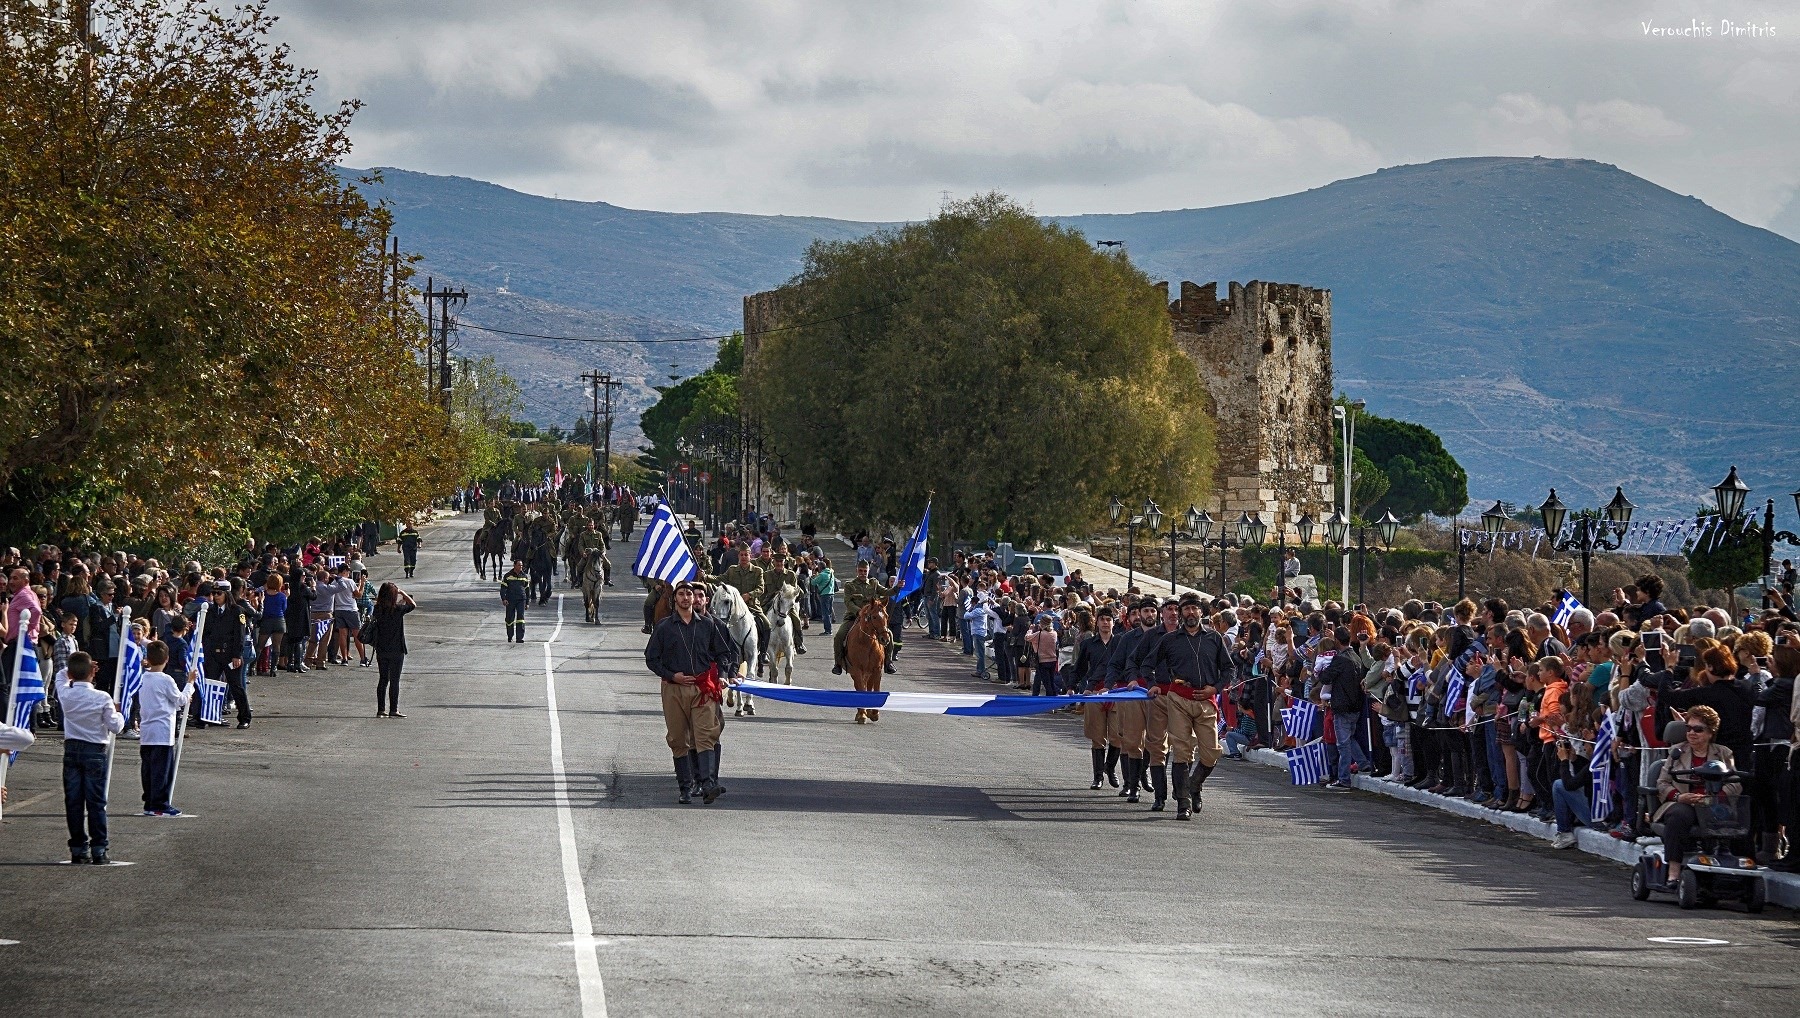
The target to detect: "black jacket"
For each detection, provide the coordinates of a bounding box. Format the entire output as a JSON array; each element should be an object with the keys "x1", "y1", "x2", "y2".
[
  {"x1": 644, "y1": 613, "x2": 738, "y2": 681},
  {"x1": 1322, "y1": 653, "x2": 1366, "y2": 715},
  {"x1": 1149, "y1": 626, "x2": 1235, "y2": 694},
  {"x1": 203, "y1": 600, "x2": 255, "y2": 660}
]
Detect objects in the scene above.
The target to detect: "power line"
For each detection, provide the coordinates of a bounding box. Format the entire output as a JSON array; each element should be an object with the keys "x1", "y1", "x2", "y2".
[{"x1": 450, "y1": 295, "x2": 913, "y2": 346}]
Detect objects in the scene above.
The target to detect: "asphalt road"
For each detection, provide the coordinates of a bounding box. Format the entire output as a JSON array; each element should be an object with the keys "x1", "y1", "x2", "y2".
[{"x1": 2, "y1": 514, "x2": 1795, "y2": 1017}]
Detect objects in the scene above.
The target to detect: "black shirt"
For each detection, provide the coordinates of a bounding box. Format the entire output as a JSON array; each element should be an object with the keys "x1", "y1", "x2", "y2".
[
  {"x1": 645, "y1": 613, "x2": 738, "y2": 681},
  {"x1": 1150, "y1": 626, "x2": 1236, "y2": 695}
]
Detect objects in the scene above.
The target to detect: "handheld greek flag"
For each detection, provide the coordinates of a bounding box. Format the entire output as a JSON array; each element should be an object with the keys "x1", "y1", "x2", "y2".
[
  {"x1": 728, "y1": 679, "x2": 1145, "y2": 716},
  {"x1": 118, "y1": 636, "x2": 146, "y2": 726},
  {"x1": 1551, "y1": 590, "x2": 1583, "y2": 628},
  {"x1": 1281, "y1": 698, "x2": 1320, "y2": 741},
  {"x1": 1444, "y1": 664, "x2": 1466, "y2": 715},
  {"x1": 632, "y1": 501, "x2": 700, "y2": 583},
  {"x1": 1286, "y1": 740, "x2": 1328, "y2": 785},
  {"x1": 8, "y1": 623, "x2": 44, "y2": 760},
  {"x1": 197, "y1": 677, "x2": 227, "y2": 726},
  {"x1": 1589, "y1": 712, "x2": 1616, "y2": 815},
  {"x1": 892, "y1": 501, "x2": 932, "y2": 602}
]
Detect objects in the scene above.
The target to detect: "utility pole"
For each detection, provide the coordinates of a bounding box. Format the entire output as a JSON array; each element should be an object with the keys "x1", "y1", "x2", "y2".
[
  {"x1": 423, "y1": 276, "x2": 434, "y2": 395},
  {"x1": 581, "y1": 371, "x2": 623, "y2": 489},
  {"x1": 423, "y1": 281, "x2": 468, "y2": 412}
]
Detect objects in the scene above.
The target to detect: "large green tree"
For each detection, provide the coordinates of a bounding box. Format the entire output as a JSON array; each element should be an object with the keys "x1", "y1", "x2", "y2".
[
  {"x1": 744, "y1": 193, "x2": 1214, "y2": 546},
  {"x1": 1686, "y1": 513, "x2": 1764, "y2": 606},
  {"x1": 1337, "y1": 399, "x2": 1467, "y2": 522}
]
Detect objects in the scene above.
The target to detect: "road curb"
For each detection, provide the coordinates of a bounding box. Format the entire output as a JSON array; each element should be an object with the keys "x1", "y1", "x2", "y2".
[{"x1": 1242, "y1": 747, "x2": 1800, "y2": 908}]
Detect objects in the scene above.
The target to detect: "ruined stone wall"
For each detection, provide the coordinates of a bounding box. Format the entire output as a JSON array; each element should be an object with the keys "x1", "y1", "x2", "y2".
[
  {"x1": 1168, "y1": 280, "x2": 1336, "y2": 539},
  {"x1": 741, "y1": 288, "x2": 791, "y2": 371}
]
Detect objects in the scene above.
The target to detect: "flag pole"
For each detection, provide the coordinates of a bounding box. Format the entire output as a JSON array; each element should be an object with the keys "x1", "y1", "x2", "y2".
[
  {"x1": 0, "y1": 608, "x2": 32, "y2": 824},
  {"x1": 169, "y1": 604, "x2": 207, "y2": 806},
  {"x1": 102, "y1": 607, "x2": 133, "y2": 804}
]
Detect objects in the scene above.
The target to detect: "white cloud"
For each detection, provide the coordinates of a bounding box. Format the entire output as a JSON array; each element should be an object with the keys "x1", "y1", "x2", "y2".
[{"x1": 271, "y1": 0, "x2": 1800, "y2": 225}]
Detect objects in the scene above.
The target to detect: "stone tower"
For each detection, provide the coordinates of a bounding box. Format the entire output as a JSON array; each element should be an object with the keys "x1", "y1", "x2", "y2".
[{"x1": 1161, "y1": 280, "x2": 1337, "y2": 539}]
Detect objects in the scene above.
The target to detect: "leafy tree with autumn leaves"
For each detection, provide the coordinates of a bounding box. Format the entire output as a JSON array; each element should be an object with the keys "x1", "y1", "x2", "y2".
[{"x1": 0, "y1": 0, "x2": 468, "y2": 547}]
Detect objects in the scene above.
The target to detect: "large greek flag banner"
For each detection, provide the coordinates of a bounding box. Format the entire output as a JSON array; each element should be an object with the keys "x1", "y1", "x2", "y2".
[
  {"x1": 633, "y1": 501, "x2": 700, "y2": 583},
  {"x1": 197, "y1": 677, "x2": 227, "y2": 725},
  {"x1": 730, "y1": 680, "x2": 1146, "y2": 717}
]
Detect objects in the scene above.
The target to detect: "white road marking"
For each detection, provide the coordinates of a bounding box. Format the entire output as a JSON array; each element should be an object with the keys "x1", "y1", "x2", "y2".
[
  {"x1": 543, "y1": 595, "x2": 607, "y2": 1016},
  {"x1": 1647, "y1": 936, "x2": 1730, "y2": 946},
  {"x1": 0, "y1": 939, "x2": 18, "y2": 946}
]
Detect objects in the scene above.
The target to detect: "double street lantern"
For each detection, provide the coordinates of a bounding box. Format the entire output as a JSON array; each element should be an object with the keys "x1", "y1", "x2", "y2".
[
  {"x1": 1196, "y1": 509, "x2": 1264, "y2": 598},
  {"x1": 1163, "y1": 504, "x2": 1209, "y2": 594},
  {"x1": 1706, "y1": 466, "x2": 1800, "y2": 609},
  {"x1": 1328, "y1": 510, "x2": 1400, "y2": 606},
  {"x1": 1539, "y1": 485, "x2": 1635, "y2": 606},
  {"x1": 1110, "y1": 496, "x2": 1162, "y2": 591}
]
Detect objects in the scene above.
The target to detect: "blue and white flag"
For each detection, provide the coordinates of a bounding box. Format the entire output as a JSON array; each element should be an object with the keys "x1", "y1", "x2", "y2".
[
  {"x1": 118, "y1": 636, "x2": 146, "y2": 726},
  {"x1": 729, "y1": 679, "x2": 1146, "y2": 717},
  {"x1": 197, "y1": 677, "x2": 227, "y2": 726},
  {"x1": 1286, "y1": 740, "x2": 1328, "y2": 785},
  {"x1": 632, "y1": 501, "x2": 700, "y2": 583},
  {"x1": 7, "y1": 624, "x2": 44, "y2": 760},
  {"x1": 1551, "y1": 590, "x2": 1583, "y2": 628},
  {"x1": 1589, "y1": 712, "x2": 1616, "y2": 814},
  {"x1": 1444, "y1": 664, "x2": 1466, "y2": 715},
  {"x1": 892, "y1": 501, "x2": 932, "y2": 602},
  {"x1": 1281, "y1": 698, "x2": 1320, "y2": 742}
]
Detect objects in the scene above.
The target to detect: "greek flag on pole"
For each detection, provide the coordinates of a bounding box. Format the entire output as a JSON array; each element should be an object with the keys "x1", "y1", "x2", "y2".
[
  {"x1": 1286, "y1": 741, "x2": 1328, "y2": 785},
  {"x1": 729, "y1": 679, "x2": 1145, "y2": 716},
  {"x1": 8, "y1": 626, "x2": 43, "y2": 759},
  {"x1": 197, "y1": 677, "x2": 227, "y2": 725},
  {"x1": 632, "y1": 501, "x2": 700, "y2": 583},
  {"x1": 892, "y1": 501, "x2": 932, "y2": 602},
  {"x1": 1590, "y1": 712, "x2": 1616, "y2": 812},
  {"x1": 1281, "y1": 698, "x2": 1320, "y2": 741},
  {"x1": 118, "y1": 636, "x2": 145, "y2": 726},
  {"x1": 185, "y1": 626, "x2": 205, "y2": 681},
  {"x1": 1551, "y1": 590, "x2": 1583, "y2": 628}
]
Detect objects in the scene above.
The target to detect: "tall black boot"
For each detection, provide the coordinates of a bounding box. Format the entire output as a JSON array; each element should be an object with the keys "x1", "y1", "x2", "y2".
[
  {"x1": 673, "y1": 755, "x2": 695, "y2": 804},
  {"x1": 1090, "y1": 747, "x2": 1106, "y2": 789},
  {"x1": 1148, "y1": 764, "x2": 1168, "y2": 812},
  {"x1": 712, "y1": 741, "x2": 726, "y2": 795},
  {"x1": 1104, "y1": 746, "x2": 1120, "y2": 787},
  {"x1": 1124, "y1": 758, "x2": 1141, "y2": 803},
  {"x1": 698, "y1": 749, "x2": 722, "y2": 804},
  {"x1": 1173, "y1": 764, "x2": 1192, "y2": 821}
]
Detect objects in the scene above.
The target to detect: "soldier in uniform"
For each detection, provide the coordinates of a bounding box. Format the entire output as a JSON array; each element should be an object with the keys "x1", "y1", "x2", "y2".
[
  {"x1": 1133, "y1": 597, "x2": 1184, "y2": 812},
  {"x1": 833, "y1": 560, "x2": 897, "y2": 676},
  {"x1": 1151, "y1": 593, "x2": 1234, "y2": 820},
  {"x1": 759, "y1": 553, "x2": 806, "y2": 656},
  {"x1": 396, "y1": 521, "x2": 423, "y2": 578},
  {"x1": 500, "y1": 559, "x2": 531, "y2": 643},
  {"x1": 578, "y1": 516, "x2": 611, "y2": 587},
  {"x1": 644, "y1": 581, "x2": 738, "y2": 804},
  {"x1": 483, "y1": 502, "x2": 502, "y2": 534},
  {"x1": 715, "y1": 553, "x2": 769, "y2": 669}
]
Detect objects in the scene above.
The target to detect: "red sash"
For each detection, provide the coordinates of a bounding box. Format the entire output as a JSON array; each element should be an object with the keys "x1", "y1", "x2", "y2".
[{"x1": 694, "y1": 663, "x2": 725, "y2": 704}]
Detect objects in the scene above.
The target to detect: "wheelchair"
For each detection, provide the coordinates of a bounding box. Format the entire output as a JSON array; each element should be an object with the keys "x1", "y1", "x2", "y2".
[{"x1": 1631, "y1": 756, "x2": 1768, "y2": 913}]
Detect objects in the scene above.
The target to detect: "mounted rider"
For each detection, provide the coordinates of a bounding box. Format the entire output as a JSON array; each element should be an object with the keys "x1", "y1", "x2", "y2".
[
  {"x1": 716, "y1": 554, "x2": 769, "y2": 668},
  {"x1": 833, "y1": 559, "x2": 897, "y2": 676},
  {"x1": 578, "y1": 516, "x2": 611, "y2": 587},
  {"x1": 759, "y1": 552, "x2": 806, "y2": 657}
]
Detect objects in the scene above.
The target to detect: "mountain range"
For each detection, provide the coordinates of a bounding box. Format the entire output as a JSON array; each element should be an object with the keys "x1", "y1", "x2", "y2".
[{"x1": 342, "y1": 156, "x2": 1800, "y2": 522}]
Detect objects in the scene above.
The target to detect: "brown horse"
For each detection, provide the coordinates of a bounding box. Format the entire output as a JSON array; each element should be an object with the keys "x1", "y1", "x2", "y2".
[
  {"x1": 845, "y1": 597, "x2": 889, "y2": 724},
  {"x1": 649, "y1": 579, "x2": 676, "y2": 628}
]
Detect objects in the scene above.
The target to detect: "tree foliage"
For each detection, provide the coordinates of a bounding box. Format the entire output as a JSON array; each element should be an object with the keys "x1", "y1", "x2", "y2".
[
  {"x1": 0, "y1": 0, "x2": 462, "y2": 545},
  {"x1": 640, "y1": 332, "x2": 742, "y2": 466},
  {"x1": 1335, "y1": 399, "x2": 1467, "y2": 523},
  {"x1": 1686, "y1": 513, "x2": 1764, "y2": 599},
  {"x1": 744, "y1": 194, "x2": 1214, "y2": 545}
]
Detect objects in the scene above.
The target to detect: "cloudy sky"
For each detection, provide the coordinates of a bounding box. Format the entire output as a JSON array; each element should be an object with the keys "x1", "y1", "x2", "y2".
[{"x1": 276, "y1": 0, "x2": 1800, "y2": 233}]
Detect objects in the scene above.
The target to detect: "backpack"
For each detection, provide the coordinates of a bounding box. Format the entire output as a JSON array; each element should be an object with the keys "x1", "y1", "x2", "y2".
[{"x1": 359, "y1": 613, "x2": 380, "y2": 645}]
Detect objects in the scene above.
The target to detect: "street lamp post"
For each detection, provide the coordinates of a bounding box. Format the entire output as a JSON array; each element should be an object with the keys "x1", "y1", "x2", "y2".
[
  {"x1": 1327, "y1": 510, "x2": 1400, "y2": 606},
  {"x1": 1109, "y1": 496, "x2": 1163, "y2": 592},
  {"x1": 1539, "y1": 486, "x2": 1635, "y2": 606},
  {"x1": 1165, "y1": 504, "x2": 1211, "y2": 593},
  {"x1": 1459, "y1": 501, "x2": 1512, "y2": 601},
  {"x1": 1705, "y1": 466, "x2": 1800, "y2": 609},
  {"x1": 1197, "y1": 511, "x2": 1262, "y2": 597}
]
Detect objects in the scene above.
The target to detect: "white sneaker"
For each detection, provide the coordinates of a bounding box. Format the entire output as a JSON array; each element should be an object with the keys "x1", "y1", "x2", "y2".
[{"x1": 1551, "y1": 832, "x2": 1578, "y2": 849}]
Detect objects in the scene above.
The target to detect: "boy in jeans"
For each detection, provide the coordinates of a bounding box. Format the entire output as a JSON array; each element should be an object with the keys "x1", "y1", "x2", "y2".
[
  {"x1": 58, "y1": 652, "x2": 123, "y2": 863},
  {"x1": 137, "y1": 641, "x2": 192, "y2": 816}
]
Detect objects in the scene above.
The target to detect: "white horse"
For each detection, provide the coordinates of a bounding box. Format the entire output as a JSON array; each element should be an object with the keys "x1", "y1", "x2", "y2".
[
  {"x1": 709, "y1": 582, "x2": 760, "y2": 717},
  {"x1": 763, "y1": 582, "x2": 798, "y2": 685}
]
